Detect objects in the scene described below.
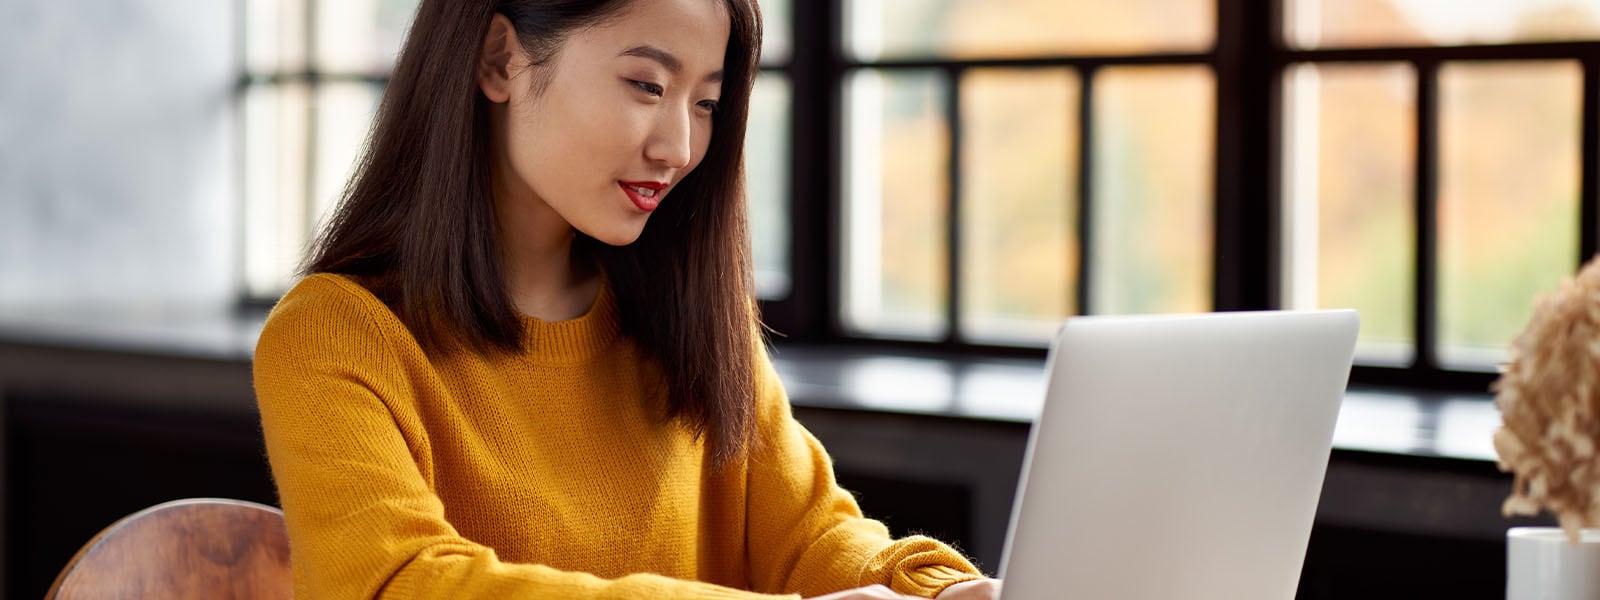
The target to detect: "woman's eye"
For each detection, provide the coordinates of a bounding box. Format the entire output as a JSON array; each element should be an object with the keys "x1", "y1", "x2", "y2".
[
  {"x1": 697, "y1": 100, "x2": 720, "y2": 114},
  {"x1": 630, "y1": 80, "x2": 664, "y2": 96}
]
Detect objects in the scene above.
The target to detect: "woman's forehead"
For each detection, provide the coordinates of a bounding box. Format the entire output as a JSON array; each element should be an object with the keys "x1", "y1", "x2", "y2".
[{"x1": 582, "y1": 0, "x2": 731, "y2": 72}]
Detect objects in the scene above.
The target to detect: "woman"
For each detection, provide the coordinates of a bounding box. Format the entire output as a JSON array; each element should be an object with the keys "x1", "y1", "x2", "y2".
[{"x1": 253, "y1": 0, "x2": 1002, "y2": 598}]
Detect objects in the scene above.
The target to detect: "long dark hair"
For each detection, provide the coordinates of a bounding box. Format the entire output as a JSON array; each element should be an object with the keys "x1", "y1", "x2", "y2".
[{"x1": 303, "y1": 0, "x2": 764, "y2": 466}]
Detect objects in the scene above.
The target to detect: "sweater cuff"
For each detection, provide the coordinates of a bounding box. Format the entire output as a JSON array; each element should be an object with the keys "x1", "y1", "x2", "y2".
[
  {"x1": 901, "y1": 565, "x2": 985, "y2": 597},
  {"x1": 687, "y1": 581, "x2": 802, "y2": 600},
  {"x1": 863, "y1": 535, "x2": 985, "y2": 598}
]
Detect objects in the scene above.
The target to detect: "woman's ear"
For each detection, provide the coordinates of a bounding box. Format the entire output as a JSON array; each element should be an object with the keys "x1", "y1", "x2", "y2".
[{"x1": 477, "y1": 13, "x2": 520, "y2": 103}]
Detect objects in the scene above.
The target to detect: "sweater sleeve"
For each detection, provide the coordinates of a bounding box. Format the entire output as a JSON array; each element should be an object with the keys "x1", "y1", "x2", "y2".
[
  {"x1": 253, "y1": 277, "x2": 795, "y2": 600},
  {"x1": 743, "y1": 345, "x2": 986, "y2": 598}
]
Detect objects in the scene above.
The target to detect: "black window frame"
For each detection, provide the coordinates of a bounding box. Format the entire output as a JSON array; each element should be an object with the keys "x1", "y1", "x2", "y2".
[
  {"x1": 1281, "y1": 40, "x2": 1600, "y2": 391},
  {"x1": 235, "y1": 0, "x2": 394, "y2": 309},
  {"x1": 757, "y1": 0, "x2": 1600, "y2": 394},
  {"x1": 237, "y1": 0, "x2": 1600, "y2": 395},
  {"x1": 237, "y1": 0, "x2": 796, "y2": 310}
]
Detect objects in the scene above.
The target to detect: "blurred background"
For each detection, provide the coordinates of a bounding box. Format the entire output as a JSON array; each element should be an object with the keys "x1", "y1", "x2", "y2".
[
  {"x1": 3, "y1": 0, "x2": 1599, "y2": 598},
  {"x1": 7, "y1": 0, "x2": 1596, "y2": 380}
]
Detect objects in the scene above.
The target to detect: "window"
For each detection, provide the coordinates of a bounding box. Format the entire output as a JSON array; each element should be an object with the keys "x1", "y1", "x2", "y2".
[
  {"x1": 750, "y1": 0, "x2": 795, "y2": 298},
  {"x1": 239, "y1": 0, "x2": 795, "y2": 299},
  {"x1": 242, "y1": 0, "x2": 1600, "y2": 393},
  {"x1": 760, "y1": 0, "x2": 1600, "y2": 393},
  {"x1": 836, "y1": 0, "x2": 1217, "y2": 345},
  {"x1": 240, "y1": 0, "x2": 417, "y2": 298},
  {"x1": 1279, "y1": 0, "x2": 1600, "y2": 387}
]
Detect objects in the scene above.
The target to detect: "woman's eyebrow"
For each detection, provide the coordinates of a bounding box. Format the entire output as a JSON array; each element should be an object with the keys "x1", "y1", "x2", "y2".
[{"x1": 619, "y1": 45, "x2": 724, "y2": 83}]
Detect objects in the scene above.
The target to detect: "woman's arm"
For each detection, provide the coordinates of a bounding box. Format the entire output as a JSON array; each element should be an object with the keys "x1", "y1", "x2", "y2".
[
  {"x1": 742, "y1": 346, "x2": 987, "y2": 598},
  {"x1": 253, "y1": 277, "x2": 794, "y2": 600}
]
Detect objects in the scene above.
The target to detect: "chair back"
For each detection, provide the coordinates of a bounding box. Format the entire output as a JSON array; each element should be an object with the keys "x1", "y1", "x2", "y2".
[{"x1": 44, "y1": 498, "x2": 291, "y2": 600}]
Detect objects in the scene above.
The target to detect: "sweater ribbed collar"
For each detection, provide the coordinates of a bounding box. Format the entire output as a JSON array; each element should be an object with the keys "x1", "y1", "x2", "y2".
[{"x1": 516, "y1": 280, "x2": 622, "y2": 365}]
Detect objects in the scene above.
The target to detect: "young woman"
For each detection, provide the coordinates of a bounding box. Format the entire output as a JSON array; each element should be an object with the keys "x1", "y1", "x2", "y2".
[{"x1": 252, "y1": 0, "x2": 1002, "y2": 598}]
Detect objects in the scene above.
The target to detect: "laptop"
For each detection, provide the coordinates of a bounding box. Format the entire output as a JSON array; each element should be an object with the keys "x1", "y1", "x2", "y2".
[{"x1": 997, "y1": 309, "x2": 1359, "y2": 600}]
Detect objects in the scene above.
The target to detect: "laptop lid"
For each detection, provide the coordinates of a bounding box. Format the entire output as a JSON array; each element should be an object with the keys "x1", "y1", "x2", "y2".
[{"x1": 997, "y1": 309, "x2": 1359, "y2": 600}]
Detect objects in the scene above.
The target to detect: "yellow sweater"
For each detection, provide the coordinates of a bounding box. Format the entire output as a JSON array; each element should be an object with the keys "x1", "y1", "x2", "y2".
[{"x1": 253, "y1": 273, "x2": 982, "y2": 599}]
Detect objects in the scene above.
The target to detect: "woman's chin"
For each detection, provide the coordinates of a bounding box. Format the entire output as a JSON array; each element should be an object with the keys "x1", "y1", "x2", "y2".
[{"x1": 583, "y1": 225, "x2": 648, "y2": 247}]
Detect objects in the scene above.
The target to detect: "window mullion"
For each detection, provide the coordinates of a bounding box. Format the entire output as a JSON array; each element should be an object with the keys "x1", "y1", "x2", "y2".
[
  {"x1": 944, "y1": 66, "x2": 964, "y2": 344},
  {"x1": 1076, "y1": 66, "x2": 1096, "y2": 316},
  {"x1": 1413, "y1": 59, "x2": 1440, "y2": 371},
  {"x1": 766, "y1": 0, "x2": 838, "y2": 339},
  {"x1": 1214, "y1": 0, "x2": 1276, "y2": 313}
]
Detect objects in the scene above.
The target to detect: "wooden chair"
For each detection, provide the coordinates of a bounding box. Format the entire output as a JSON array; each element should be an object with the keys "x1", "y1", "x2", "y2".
[{"x1": 44, "y1": 498, "x2": 292, "y2": 600}]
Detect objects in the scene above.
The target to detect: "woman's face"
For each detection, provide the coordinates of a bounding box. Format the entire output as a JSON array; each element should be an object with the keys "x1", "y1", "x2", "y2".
[{"x1": 481, "y1": 0, "x2": 731, "y2": 247}]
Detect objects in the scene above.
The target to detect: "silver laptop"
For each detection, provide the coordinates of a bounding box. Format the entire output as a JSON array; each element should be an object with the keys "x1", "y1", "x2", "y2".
[{"x1": 998, "y1": 309, "x2": 1359, "y2": 600}]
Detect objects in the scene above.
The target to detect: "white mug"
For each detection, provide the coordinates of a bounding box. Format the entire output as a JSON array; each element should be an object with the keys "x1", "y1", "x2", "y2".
[{"x1": 1507, "y1": 527, "x2": 1600, "y2": 600}]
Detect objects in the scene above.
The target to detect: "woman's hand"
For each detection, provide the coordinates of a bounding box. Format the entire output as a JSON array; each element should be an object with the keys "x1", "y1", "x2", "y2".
[
  {"x1": 935, "y1": 578, "x2": 1002, "y2": 600},
  {"x1": 804, "y1": 584, "x2": 917, "y2": 599}
]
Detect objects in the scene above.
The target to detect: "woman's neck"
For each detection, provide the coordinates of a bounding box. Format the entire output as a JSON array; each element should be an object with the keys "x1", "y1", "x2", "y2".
[
  {"x1": 495, "y1": 188, "x2": 602, "y2": 323},
  {"x1": 504, "y1": 237, "x2": 601, "y2": 323}
]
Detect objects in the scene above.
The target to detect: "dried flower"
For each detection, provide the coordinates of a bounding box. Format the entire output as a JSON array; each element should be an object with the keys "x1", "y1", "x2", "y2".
[{"x1": 1495, "y1": 255, "x2": 1600, "y2": 543}]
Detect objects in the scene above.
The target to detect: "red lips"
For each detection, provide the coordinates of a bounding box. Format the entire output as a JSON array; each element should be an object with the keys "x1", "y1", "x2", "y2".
[{"x1": 619, "y1": 180, "x2": 668, "y2": 212}]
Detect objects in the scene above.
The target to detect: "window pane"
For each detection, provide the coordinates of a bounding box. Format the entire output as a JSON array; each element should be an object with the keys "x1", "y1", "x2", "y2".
[
  {"x1": 1090, "y1": 67, "x2": 1214, "y2": 315},
  {"x1": 843, "y1": 70, "x2": 950, "y2": 339},
  {"x1": 1288, "y1": 0, "x2": 1600, "y2": 49},
  {"x1": 1438, "y1": 61, "x2": 1582, "y2": 369},
  {"x1": 316, "y1": 0, "x2": 420, "y2": 73},
  {"x1": 313, "y1": 83, "x2": 382, "y2": 224},
  {"x1": 1282, "y1": 63, "x2": 1416, "y2": 365},
  {"x1": 246, "y1": 0, "x2": 307, "y2": 73},
  {"x1": 243, "y1": 83, "x2": 310, "y2": 297},
  {"x1": 847, "y1": 0, "x2": 1214, "y2": 60},
  {"x1": 760, "y1": 0, "x2": 792, "y2": 65},
  {"x1": 959, "y1": 69, "x2": 1079, "y2": 345},
  {"x1": 748, "y1": 73, "x2": 792, "y2": 299}
]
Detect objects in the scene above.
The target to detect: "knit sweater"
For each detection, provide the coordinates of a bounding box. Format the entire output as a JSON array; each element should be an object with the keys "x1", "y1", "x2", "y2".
[{"x1": 253, "y1": 273, "x2": 983, "y2": 599}]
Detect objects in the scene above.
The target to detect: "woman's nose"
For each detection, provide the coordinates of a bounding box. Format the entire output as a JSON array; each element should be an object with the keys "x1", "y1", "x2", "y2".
[{"x1": 645, "y1": 106, "x2": 693, "y2": 169}]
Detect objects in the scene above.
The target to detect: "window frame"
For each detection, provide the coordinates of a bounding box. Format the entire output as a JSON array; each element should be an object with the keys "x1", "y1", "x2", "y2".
[
  {"x1": 1281, "y1": 40, "x2": 1600, "y2": 391},
  {"x1": 237, "y1": 0, "x2": 796, "y2": 310},
  {"x1": 235, "y1": 0, "x2": 395, "y2": 308},
  {"x1": 237, "y1": 0, "x2": 1600, "y2": 394},
  {"x1": 757, "y1": 0, "x2": 1600, "y2": 393}
]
